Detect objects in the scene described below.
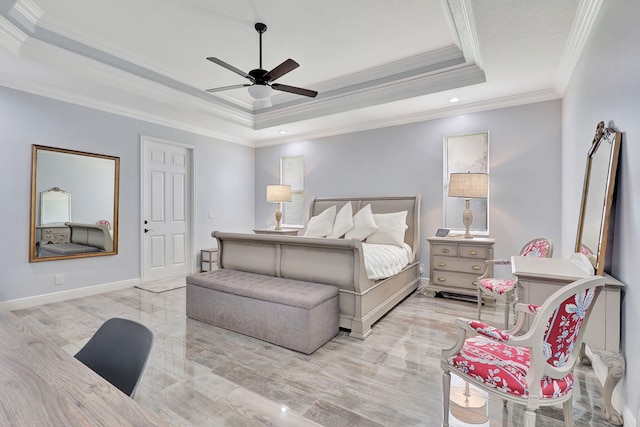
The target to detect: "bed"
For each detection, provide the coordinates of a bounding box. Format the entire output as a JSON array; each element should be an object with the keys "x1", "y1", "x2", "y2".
[
  {"x1": 37, "y1": 222, "x2": 113, "y2": 257},
  {"x1": 212, "y1": 195, "x2": 421, "y2": 339}
]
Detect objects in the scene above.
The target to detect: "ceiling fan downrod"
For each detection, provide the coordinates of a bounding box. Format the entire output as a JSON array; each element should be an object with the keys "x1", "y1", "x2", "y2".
[{"x1": 255, "y1": 23, "x2": 267, "y2": 70}]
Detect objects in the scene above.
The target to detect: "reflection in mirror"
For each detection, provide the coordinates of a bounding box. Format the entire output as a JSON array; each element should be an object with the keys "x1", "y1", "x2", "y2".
[
  {"x1": 29, "y1": 145, "x2": 120, "y2": 262},
  {"x1": 575, "y1": 121, "x2": 621, "y2": 275},
  {"x1": 41, "y1": 187, "x2": 71, "y2": 225}
]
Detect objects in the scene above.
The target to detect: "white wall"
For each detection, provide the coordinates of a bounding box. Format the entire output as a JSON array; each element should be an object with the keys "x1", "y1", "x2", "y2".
[
  {"x1": 0, "y1": 86, "x2": 255, "y2": 303},
  {"x1": 562, "y1": 1, "x2": 640, "y2": 421},
  {"x1": 255, "y1": 100, "x2": 563, "y2": 276}
]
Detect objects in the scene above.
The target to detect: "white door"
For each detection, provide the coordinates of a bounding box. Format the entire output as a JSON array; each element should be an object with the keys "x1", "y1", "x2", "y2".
[{"x1": 141, "y1": 137, "x2": 192, "y2": 282}]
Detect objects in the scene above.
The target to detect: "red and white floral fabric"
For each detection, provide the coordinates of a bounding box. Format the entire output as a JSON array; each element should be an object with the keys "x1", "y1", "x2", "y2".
[
  {"x1": 521, "y1": 239, "x2": 552, "y2": 257},
  {"x1": 449, "y1": 287, "x2": 598, "y2": 399},
  {"x1": 478, "y1": 278, "x2": 515, "y2": 296}
]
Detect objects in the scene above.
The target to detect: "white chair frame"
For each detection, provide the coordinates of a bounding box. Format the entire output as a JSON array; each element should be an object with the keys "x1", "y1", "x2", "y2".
[{"x1": 442, "y1": 276, "x2": 605, "y2": 427}]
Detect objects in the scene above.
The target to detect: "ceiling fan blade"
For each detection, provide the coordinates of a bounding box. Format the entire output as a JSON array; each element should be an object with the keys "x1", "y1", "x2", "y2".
[
  {"x1": 264, "y1": 59, "x2": 299, "y2": 82},
  {"x1": 272, "y1": 83, "x2": 318, "y2": 98},
  {"x1": 206, "y1": 57, "x2": 255, "y2": 82},
  {"x1": 206, "y1": 84, "x2": 252, "y2": 93}
]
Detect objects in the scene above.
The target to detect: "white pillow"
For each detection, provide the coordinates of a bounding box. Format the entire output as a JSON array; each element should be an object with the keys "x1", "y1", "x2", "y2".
[
  {"x1": 329, "y1": 203, "x2": 353, "y2": 238},
  {"x1": 344, "y1": 204, "x2": 378, "y2": 241},
  {"x1": 303, "y1": 205, "x2": 337, "y2": 237},
  {"x1": 366, "y1": 211, "x2": 408, "y2": 247}
]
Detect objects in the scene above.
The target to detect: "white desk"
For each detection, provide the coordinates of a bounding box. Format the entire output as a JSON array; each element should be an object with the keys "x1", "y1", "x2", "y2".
[{"x1": 512, "y1": 256, "x2": 624, "y2": 425}]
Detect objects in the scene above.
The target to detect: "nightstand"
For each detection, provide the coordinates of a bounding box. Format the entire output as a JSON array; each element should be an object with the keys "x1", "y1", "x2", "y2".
[
  {"x1": 37, "y1": 225, "x2": 71, "y2": 244},
  {"x1": 201, "y1": 248, "x2": 218, "y2": 272},
  {"x1": 253, "y1": 229, "x2": 299, "y2": 236},
  {"x1": 426, "y1": 235, "x2": 495, "y2": 301}
]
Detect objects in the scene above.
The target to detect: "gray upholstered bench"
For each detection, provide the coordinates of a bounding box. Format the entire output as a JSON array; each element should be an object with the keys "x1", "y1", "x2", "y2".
[{"x1": 186, "y1": 269, "x2": 339, "y2": 354}]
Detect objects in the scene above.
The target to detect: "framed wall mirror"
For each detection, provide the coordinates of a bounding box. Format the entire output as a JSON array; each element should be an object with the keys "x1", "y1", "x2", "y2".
[
  {"x1": 575, "y1": 121, "x2": 621, "y2": 275},
  {"x1": 29, "y1": 145, "x2": 120, "y2": 262}
]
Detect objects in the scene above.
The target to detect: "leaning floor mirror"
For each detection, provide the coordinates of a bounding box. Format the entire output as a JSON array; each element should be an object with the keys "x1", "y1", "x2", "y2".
[
  {"x1": 29, "y1": 145, "x2": 120, "y2": 262},
  {"x1": 575, "y1": 121, "x2": 621, "y2": 275}
]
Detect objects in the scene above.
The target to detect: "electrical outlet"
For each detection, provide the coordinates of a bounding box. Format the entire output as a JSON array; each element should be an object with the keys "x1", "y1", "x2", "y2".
[{"x1": 55, "y1": 274, "x2": 64, "y2": 285}]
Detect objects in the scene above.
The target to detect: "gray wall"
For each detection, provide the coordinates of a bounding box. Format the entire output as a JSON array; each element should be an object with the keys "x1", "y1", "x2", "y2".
[
  {"x1": 561, "y1": 1, "x2": 640, "y2": 419},
  {"x1": 255, "y1": 100, "x2": 563, "y2": 277},
  {"x1": 0, "y1": 86, "x2": 255, "y2": 302}
]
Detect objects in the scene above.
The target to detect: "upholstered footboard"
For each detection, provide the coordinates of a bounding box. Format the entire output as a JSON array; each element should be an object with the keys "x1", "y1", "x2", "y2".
[{"x1": 213, "y1": 231, "x2": 420, "y2": 339}]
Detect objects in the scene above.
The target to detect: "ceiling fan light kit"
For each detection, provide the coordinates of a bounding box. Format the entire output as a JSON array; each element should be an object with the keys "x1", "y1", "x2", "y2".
[
  {"x1": 206, "y1": 22, "x2": 318, "y2": 100},
  {"x1": 248, "y1": 84, "x2": 274, "y2": 100}
]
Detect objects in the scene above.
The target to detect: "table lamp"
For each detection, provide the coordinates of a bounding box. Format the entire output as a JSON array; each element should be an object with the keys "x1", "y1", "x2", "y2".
[
  {"x1": 448, "y1": 172, "x2": 488, "y2": 238},
  {"x1": 266, "y1": 184, "x2": 291, "y2": 230}
]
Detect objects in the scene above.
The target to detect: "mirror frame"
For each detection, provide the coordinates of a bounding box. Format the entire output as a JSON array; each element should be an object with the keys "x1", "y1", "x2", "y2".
[
  {"x1": 575, "y1": 121, "x2": 621, "y2": 275},
  {"x1": 29, "y1": 145, "x2": 120, "y2": 262}
]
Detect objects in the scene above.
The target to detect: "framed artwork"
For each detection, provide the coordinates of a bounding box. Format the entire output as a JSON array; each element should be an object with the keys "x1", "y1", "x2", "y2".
[{"x1": 443, "y1": 131, "x2": 489, "y2": 233}]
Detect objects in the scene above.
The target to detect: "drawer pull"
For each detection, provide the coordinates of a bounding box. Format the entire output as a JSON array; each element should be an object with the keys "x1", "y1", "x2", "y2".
[
  {"x1": 472, "y1": 265, "x2": 481, "y2": 271},
  {"x1": 438, "y1": 262, "x2": 446, "y2": 267},
  {"x1": 441, "y1": 248, "x2": 450, "y2": 254},
  {"x1": 437, "y1": 277, "x2": 446, "y2": 282},
  {"x1": 468, "y1": 250, "x2": 478, "y2": 255},
  {"x1": 472, "y1": 281, "x2": 479, "y2": 286}
]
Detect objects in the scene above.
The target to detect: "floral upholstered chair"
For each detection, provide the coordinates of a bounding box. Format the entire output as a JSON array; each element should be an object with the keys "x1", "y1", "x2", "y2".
[
  {"x1": 477, "y1": 238, "x2": 553, "y2": 328},
  {"x1": 441, "y1": 276, "x2": 605, "y2": 427}
]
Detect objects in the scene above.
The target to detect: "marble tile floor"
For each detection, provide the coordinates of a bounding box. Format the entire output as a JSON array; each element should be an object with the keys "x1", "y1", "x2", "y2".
[{"x1": 11, "y1": 286, "x2": 612, "y2": 427}]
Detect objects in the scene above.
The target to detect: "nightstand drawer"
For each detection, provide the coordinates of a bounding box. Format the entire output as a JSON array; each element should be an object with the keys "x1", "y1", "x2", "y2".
[
  {"x1": 432, "y1": 255, "x2": 486, "y2": 274},
  {"x1": 459, "y1": 246, "x2": 490, "y2": 259},
  {"x1": 431, "y1": 244, "x2": 458, "y2": 257},
  {"x1": 431, "y1": 271, "x2": 480, "y2": 290}
]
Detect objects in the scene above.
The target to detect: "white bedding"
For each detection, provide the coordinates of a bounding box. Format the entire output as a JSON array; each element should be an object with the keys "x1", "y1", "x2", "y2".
[{"x1": 362, "y1": 242, "x2": 413, "y2": 280}]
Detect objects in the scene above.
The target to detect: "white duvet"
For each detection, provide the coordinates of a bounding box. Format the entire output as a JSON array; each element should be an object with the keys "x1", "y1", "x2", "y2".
[{"x1": 361, "y1": 242, "x2": 413, "y2": 280}]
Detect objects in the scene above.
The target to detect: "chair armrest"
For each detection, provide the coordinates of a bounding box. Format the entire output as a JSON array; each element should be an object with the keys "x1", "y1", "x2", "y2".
[
  {"x1": 477, "y1": 259, "x2": 511, "y2": 281},
  {"x1": 464, "y1": 320, "x2": 512, "y2": 342},
  {"x1": 505, "y1": 303, "x2": 541, "y2": 335}
]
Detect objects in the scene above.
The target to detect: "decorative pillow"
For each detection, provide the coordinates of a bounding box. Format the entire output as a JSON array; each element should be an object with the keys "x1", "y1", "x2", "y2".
[
  {"x1": 365, "y1": 211, "x2": 408, "y2": 247},
  {"x1": 329, "y1": 203, "x2": 353, "y2": 238},
  {"x1": 344, "y1": 204, "x2": 378, "y2": 241},
  {"x1": 303, "y1": 205, "x2": 337, "y2": 237}
]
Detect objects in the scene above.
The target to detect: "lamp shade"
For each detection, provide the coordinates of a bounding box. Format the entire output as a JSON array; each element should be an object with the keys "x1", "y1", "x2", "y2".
[
  {"x1": 448, "y1": 173, "x2": 489, "y2": 199},
  {"x1": 248, "y1": 84, "x2": 274, "y2": 100},
  {"x1": 266, "y1": 184, "x2": 292, "y2": 203}
]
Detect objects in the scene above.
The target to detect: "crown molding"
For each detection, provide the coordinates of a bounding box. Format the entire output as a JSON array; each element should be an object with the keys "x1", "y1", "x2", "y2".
[
  {"x1": 254, "y1": 89, "x2": 560, "y2": 148},
  {"x1": 13, "y1": 0, "x2": 43, "y2": 26},
  {"x1": 0, "y1": 15, "x2": 27, "y2": 55},
  {"x1": 254, "y1": 63, "x2": 485, "y2": 129},
  {"x1": 440, "y1": 0, "x2": 482, "y2": 66},
  {"x1": 555, "y1": 0, "x2": 604, "y2": 95}
]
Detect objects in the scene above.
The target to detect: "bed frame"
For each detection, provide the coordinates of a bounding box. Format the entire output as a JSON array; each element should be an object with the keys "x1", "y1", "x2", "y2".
[{"x1": 212, "y1": 195, "x2": 421, "y2": 339}]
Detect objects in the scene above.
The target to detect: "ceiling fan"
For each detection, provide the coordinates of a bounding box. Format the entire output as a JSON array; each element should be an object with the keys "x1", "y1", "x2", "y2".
[{"x1": 206, "y1": 23, "x2": 318, "y2": 100}]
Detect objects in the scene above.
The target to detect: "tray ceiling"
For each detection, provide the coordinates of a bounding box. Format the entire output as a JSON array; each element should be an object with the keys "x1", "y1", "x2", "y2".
[{"x1": 0, "y1": 0, "x2": 600, "y2": 146}]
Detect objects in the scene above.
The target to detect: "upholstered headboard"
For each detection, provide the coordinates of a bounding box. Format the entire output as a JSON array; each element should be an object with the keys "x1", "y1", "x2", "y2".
[{"x1": 309, "y1": 195, "x2": 421, "y2": 262}]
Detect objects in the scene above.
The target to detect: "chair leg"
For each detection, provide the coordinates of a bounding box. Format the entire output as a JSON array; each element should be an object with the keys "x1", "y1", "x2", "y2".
[
  {"x1": 477, "y1": 286, "x2": 483, "y2": 320},
  {"x1": 523, "y1": 408, "x2": 537, "y2": 427},
  {"x1": 504, "y1": 298, "x2": 510, "y2": 330},
  {"x1": 562, "y1": 398, "x2": 575, "y2": 427},
  {"x1": 442, "y1": 370, "x2": 451, "y2": 427}
]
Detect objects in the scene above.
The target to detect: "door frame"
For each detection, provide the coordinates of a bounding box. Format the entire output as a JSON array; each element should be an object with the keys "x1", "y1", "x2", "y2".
[{"x1": 140, "y1": 135, "x2": 196, "y2": 283}]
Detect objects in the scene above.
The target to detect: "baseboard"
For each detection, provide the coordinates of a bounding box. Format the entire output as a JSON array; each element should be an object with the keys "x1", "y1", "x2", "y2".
[{"x1": 0, "y1": 279, "x2": 139, "y2": 312}]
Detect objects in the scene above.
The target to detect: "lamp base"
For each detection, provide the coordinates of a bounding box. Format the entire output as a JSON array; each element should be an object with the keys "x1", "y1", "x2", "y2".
[
  {"x1": 274, "y1": 203, "x2": 282, "y2": 230},
  {"x1": 462, "y1": 199, "x2": 474, "y2": 238}
]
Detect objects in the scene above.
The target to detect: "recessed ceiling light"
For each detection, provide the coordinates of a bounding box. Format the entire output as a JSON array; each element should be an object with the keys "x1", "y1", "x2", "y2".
[
  {"x1": 449, "y1": 97, "x2": 460, "y2": 103},
  {"x1": 279, "y1": 130, "x2": 288, "y2": 135}
]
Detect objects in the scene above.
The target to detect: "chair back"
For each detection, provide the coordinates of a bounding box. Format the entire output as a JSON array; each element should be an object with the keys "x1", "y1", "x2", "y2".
[
  {"x1": 526, "y1": 277, "x2": 604, "y2": 384},
  {"x1": 520, "y1": 238, "x2": 553, "y2": 258},
  {"x1": 75, "y1": 318, "x2": 154, "y2": 397}
]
